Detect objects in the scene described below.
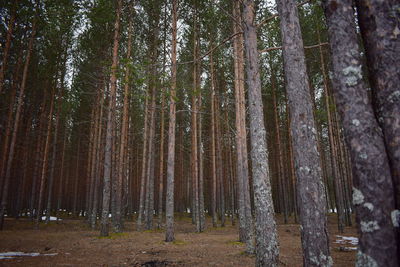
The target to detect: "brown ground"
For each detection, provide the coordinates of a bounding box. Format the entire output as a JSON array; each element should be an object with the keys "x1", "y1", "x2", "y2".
[{"x1": 0, "y1": 214, "x2": 356, "y2": 266}]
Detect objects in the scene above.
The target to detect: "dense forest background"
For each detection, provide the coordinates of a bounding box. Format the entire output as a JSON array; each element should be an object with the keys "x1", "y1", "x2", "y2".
[{"x1": 0, "y1": 0, "x2": 399, "y2": 266}]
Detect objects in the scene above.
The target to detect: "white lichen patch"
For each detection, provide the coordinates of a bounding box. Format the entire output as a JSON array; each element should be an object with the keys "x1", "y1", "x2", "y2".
[
  {"x1": 359, "y1": 153, "x2": 368, "y2": 160},
  {"x1": 342, "y1": 65, "x2": 363, "y2": 86},
  {"x1": 391, "y1": 210, "x2": 400, "y2": 227},
  {"x1": 356, "y1": 251, "x2": 378, "y2": 267},
  {"x1": 299, "y1": 166, "x2": 311, "y2": 174},
  {"x1": 352, "y1": 187, "x2": 364, "y2": 205},
  {"x1": 363, "y1": 202, "x2": 374, "y2": 211},
  {"x1": 360, "y1": 221, "x2": 380, "y2": 233},
  {"x1": 352, "y1": 119, "x2": 360, "y2": 126},
  {"x1": 387, "y1": 90, "x2": 400, "y2": 103}
]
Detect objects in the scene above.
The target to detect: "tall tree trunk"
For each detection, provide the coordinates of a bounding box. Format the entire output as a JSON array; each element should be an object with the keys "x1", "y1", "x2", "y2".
[
  {"x1": 242, "y1": 1, "x2": 279, "y2": 265},
  {"x1": 56, "y1": 133, "x2": 67, "y2": 219},
  {"x1": 233, "y1": 0, "x2": 254, "y2": 250},
  {"x1": 35, "y1": 88, "x2": 55, "y2": 228},
  {"x1": 45, "y1": 91, "x2": 62, "y2": 224},
  {"x1": 198, "y1": 74, "x2": 206, "y2": 232},
  {"x1": 0, "y1": 19, "x2": 36, "y2": 230},
  {"x1": 323, "y1": 1, "x2": 399, "y2": 265},
  {"x1": 137, "y1": 87, "x2": 150, "y2": 231},
  {"x1": 271, "y1": 71, "x2": 289, "y2": 224},
  {"x1": 277, "y1": 0, "x2": 331, "y2": 265},
  {"x1": 209, "y1": 51, "x2": 218, "y2": 228},
  {"x1": 72, "y1": 141, "x2": 81, "y2": 217},
  {"x1": 356, "y1": 0, "x2": 400, "y2": 236},
  {"x1": 145, "y1": 85, "x2": 157, "y2": 230},
  {"x1": 100, "y1": 0, "x2": 121, "y2": 237},
  {"x1": 91, "y1": 87, "x2": 105, "y2": 229},
  {"x1": 215, "y1": 95, "x2": 225, "y2": 227},
  {"x1": 165, "y1": 0, "x2": 178, "y2": 242},
  {"x1": 158, "y1": 91, "x2": 165, "y2": 229},
  {"x1": 191, "y1": 9, "x2": 200, "y2": 232},
  {"x1": 114, "y1": 15, "x2": 133, "y2": 233}
]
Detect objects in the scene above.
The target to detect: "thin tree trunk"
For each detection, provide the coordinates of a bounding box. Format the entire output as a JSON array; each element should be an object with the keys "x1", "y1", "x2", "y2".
[
  {"x1": 165, "y1": 0, "x2": 178, "y2": 242},
  {"x1": 145, "y1": 85, "x2": 157, "y2": 230},
  {"x1": 191, "y1": 9, "x2": 200, "y2": 232},
  {"x1": 158, "y1": 91, "x2": 165, "y2": 229},
  {"x1": 100, "y1": 0, "x2": 121, "y2": 237},
  {"x1": 323, "y1": 0, "x2": 399, "y2": 265},
  {"x1": 72, "y1": 141, "x2": 81, "y2": 217},
  {"x1": 45, "y1": 92, "x2": 62, "y2": 224},
  {"x1": 114, "y1": 15, "x2": 133, "y2": 233},
  {"x1": 242, "y1": 1, "x2": 279, "y2": 265},
  {"x1": 233, "y1": 1, "x2": 254, "y2": 250},
  {"x1": 137, "y1": 85, "x2": 150, "y2": 230},
  {"x1": 35, "y1": 88, "x2": 55, "y2": 228},
  {"x1": 209, "y1": 51, "x2": 218, "y2": 228}
]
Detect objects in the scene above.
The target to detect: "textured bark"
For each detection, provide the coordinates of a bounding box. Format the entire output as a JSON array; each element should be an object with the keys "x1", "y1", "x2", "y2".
[
  {"x1": 100, "y1": 0, "x2": 121, "y2": 237},
  {"x1": 323, "y1": 0, "x2": 399, "y2": 266},
  {"x1": 0, "y1": 20, "x2": 36, "y2": 230},
  {"x1": 242, "y1": 1, "x2": 279, "y2": 265},
  {"x1": 276, "y1": 0, "x2": 331, "y2": 265},
  {"x1": 165, "y1": 0, "x2": 177, "y2": 242},
  {"x1": 356, "y1": 0, "x2": 400, "y2": 233}
]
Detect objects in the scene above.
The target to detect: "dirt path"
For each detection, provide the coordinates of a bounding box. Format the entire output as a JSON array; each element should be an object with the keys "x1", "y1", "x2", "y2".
[{"x1": 0, "y1": 214, "x2": 356, "y2": 266}]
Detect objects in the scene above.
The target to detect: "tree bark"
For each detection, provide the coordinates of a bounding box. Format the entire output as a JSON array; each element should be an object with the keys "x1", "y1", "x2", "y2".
[
  {"x1": 209, "y1": 51, "x2": 218, "y2": 228},
  {"x1": 323, "y1": 0, "x2": 399, "y2": 265},
  {"x1": 242, "y1": 1, "x2": 279, "y2": 265},
  {"x1": 356, "y1": 0, "x2": 400, "y2": 235},
  {"x1": 277, "y1": 0, "x2": 331, "y2": 265},
  {"x1": 165, "y1": 0, "x2": 178, "y2": 242},
  {"x1": 100, "y1": 0, "x2": 121, "y2": 237}
]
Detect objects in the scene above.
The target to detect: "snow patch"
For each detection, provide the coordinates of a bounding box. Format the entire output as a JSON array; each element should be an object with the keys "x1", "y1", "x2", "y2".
[
  {"x1": 41, "y1": 216, "x2": 60, "y2": 221},
  {"x1": 0, "y1": 252, "x2": 58, "y2": 260},
  {"x1": 335, "y1": 235, "x2": 358, "y2": 246}
]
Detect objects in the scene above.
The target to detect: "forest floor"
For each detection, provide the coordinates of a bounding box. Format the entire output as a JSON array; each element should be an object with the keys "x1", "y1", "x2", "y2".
[{"x1": 0, "y1": 213, "x2": 356, "y2": 266}]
